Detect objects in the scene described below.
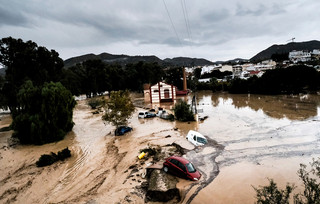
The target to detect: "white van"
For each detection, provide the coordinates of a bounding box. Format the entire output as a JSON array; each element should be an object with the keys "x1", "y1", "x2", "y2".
[{"x1": 186, "y1": 130, "x2": 208, "y2": 146}]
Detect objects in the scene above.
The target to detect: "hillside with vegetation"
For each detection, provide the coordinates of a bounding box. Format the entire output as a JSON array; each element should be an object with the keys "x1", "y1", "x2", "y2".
[
  {"x1": 64, "y1": 53, "x2": 214, "y2": 68},
  {"x1": 250, "y1": 40, "x2": 320, "y2": 62}
]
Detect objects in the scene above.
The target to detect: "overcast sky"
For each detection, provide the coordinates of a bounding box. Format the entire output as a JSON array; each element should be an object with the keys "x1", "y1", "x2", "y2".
[{"x1": 1, "y1": 0, "x2": 319, "y2": 61}]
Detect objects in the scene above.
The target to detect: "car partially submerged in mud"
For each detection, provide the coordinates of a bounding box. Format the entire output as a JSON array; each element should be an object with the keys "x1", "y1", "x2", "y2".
[
  {"x1": 186, "y1": 130, "x2": 207, "y2": 146},
  {"x1": 163, "y1": 156, "x2": 201, "y2": 181},
  {"x1": 114, "y1": 126, "x2": 133, "y2": 136}
]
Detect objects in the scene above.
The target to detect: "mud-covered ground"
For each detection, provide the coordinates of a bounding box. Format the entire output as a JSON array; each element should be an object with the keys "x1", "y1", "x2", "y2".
[{"x1": 1, "y1": 92, "x2": 320, "y2": 204}]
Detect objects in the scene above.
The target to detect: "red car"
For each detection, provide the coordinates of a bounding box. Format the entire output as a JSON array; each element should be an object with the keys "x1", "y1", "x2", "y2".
[{"x1": 163, "y1": 156, "x2": 201, "y2": 181}]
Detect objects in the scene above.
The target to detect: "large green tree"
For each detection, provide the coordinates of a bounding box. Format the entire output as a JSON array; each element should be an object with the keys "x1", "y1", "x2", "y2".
[
  {"x1": 0, "y1": 37, "x2": 64, "y2": 116},
  {"x1": 164, "y1": 67, "x2": 183, "y2": 90},
  {"x1": 0, "y1": 37, "x2": 75, "y2": 145},
  {"x1": 102, "y1": 90, "x2": 135, "y2": 127},
  {"x1": 12, "y1": 81, "x2": 76, "y2": 145}
]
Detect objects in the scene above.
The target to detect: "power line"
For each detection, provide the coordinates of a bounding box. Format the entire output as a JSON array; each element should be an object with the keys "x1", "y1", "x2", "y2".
[
  {"x1": 181, "y1": 0, "x2": 192, "y2": 43},
  {"x1": 162, "y1": 0, "x2": 183, "y2": 47}
]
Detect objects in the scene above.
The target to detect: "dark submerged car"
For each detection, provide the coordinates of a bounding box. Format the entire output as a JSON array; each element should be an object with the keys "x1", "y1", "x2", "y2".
[
  {"x1": 145, "y1": 112, "x2": 156, "y2": 118},
  {"x1": 163, "y1": 156, "x2": 201, "y2": 181},
  {"x1": 115, "y1": 126, "x2": 133, "y2": 136}
]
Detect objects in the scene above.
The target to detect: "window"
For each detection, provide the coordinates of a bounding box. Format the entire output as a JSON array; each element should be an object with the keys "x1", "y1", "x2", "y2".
[
  {"x1": 164, "y1": 89, "x2": 170, "y2": 98},
  {"x1": 177, "y1": 162, "x2": 186, "y2": 172},
  {"x1": 153, "y1": 90, "x2": 159, "y2": 93},
  {"x1": 186, "y1": 163, "x2": 196, "y2": 173},
  {"x1": 170, "y1": 159, "x2": 179, "y2": 166},
  {"x1": 197, "y1": 137, "x2": 208, "y2": 144}
]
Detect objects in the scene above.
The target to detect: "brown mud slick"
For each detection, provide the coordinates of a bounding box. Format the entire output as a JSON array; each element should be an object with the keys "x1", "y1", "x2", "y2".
[{"x1": 0, "y1": 92, "x2": 320, "y2": 203}]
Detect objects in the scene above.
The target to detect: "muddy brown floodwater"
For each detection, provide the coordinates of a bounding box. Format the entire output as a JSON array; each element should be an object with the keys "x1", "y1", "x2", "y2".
[
  {"x1": 188, "y1": 92, "x2": 320, "y2": 204},
  {"x1": 0, "y1": 91, "x2": 320, "y2": 204}
]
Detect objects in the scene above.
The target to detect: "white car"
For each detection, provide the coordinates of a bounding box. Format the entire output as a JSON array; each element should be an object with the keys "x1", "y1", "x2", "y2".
[
  {"x1": 186, "y1": 130, "x2": 208, "y2": 146},
  {"x1": 138, "y1": 112, "x2": 147, "y2": 118}
]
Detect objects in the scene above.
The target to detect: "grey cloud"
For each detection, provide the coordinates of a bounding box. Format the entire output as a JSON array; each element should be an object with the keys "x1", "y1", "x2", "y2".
[
  {"x1": 269, "y1": 3, "x2": 286, "y2": 15},
  {"x1": 202, "y1": 8, "x2": 230, "y2": 22},
  {"x1": 0, "y1": 0, "x2": 319, "y2": 61},
  {"x1": 0, "y1": 5, "x2": 28, "y2": 26},
  {"x1": 236, "y1": 3, "x2": 267, "y2": 16}
]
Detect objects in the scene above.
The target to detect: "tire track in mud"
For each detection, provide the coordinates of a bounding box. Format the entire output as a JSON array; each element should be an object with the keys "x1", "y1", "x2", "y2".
[
  {"x1": 49, "y1": 137, "x2": 125, "y2": 203},
  {"x1": 182, "y1": 138, "x2": 224, "y2": 204},
  {"x1": 0, "y1": 163, "x2": 42, "y2": 204}
]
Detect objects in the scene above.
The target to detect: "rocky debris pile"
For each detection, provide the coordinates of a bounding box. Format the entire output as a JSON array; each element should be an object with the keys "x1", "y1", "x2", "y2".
[
  {"x1": 145, "y1": 169, "x2": 180, "y2": 202},
  {"x1": 121, "y1": 142, "x2": 187, "y2": 203}
]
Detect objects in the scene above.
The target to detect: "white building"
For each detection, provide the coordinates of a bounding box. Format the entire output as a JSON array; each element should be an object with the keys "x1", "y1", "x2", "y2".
[
  {"x1": 312, "y1": 49, "x2": 320, "y2": 55},
  {"x1": 232, "y1": 65, "x2": 242, "y2": 78},
  {"x1": 289, "y1": 50, "x2": 312, "y2": 63},
  {"x1": 145, "y1": 82, "x2": 176, "y2": 103},
  {"x1": 201, "y1": 65, "x2": 221, "y2": 75}
]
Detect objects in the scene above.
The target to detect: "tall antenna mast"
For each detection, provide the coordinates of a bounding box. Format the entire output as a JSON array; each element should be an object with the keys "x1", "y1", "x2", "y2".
[{"x1": 287, "y1": 37, "x2": 295, "y2": 43}]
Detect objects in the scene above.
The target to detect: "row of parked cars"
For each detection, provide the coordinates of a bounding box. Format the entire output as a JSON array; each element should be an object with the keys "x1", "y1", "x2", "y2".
[{"x1": 138, "y1": 111, "x2": 156, "y2": 118}]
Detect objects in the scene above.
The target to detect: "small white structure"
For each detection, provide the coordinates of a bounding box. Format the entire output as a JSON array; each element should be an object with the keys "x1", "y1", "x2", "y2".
[
  {"x1": 220, "y1": 65, "x2": 233, "y2": 72},
  {"x1": 198, "y1": 78, "x2": 211, "y2": 83},
  {"x1": 240, "y1": 71, "x2": 250, "y2": 79},
  {"x1": 149, "y1": 82, "x2": 176, "y2": 103}
]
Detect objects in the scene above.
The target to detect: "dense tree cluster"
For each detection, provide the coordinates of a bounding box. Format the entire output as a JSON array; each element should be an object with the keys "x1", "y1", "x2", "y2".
[
  {"x1": 62, "y1": 60, "x2": 165, "y2": 97},
  {"x1": 0, "y1": 37, "x2": 64, "y2": 116},
  {"x1": 12, "y1": 81, "x2": 75, "y2": 144},
  {"x1": 0, "y1": 37, "x2": 75, "y2": 145}
]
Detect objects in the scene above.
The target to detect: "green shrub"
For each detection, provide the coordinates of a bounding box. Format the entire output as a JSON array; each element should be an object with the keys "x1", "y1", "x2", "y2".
[
  {"x1": 36, "y1": 147, "x2": 71, "y2": 167},
  {"x1": 254, "y1": 158, "x2": 320, "y2": 204},
  {"x1": 174, "y1": 101, "x2": 195, "y2": 122},
  {"x1": 87, "y1": 97, "x2": 104, "y2": 109},
  {"x1": 36, "y1": 153, "x2": 58, "y2": 167}
]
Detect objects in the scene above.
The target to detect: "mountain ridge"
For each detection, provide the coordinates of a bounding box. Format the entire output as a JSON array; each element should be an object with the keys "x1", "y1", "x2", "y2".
[
  {"x1": 250, "y1": 40, "x2": 320, "y2": 62},
  {"x1": 64, "y1": 53, "x2": 214, "y2": 68}
]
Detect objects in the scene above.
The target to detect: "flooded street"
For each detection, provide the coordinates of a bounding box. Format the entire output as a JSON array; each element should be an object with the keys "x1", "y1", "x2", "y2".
[
  {"x1": 186, "y1": 92, "x2": 320, "y2": 204},
  {"x1": 0, "y1": 92, "x2": 319, "y2": 203}
]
